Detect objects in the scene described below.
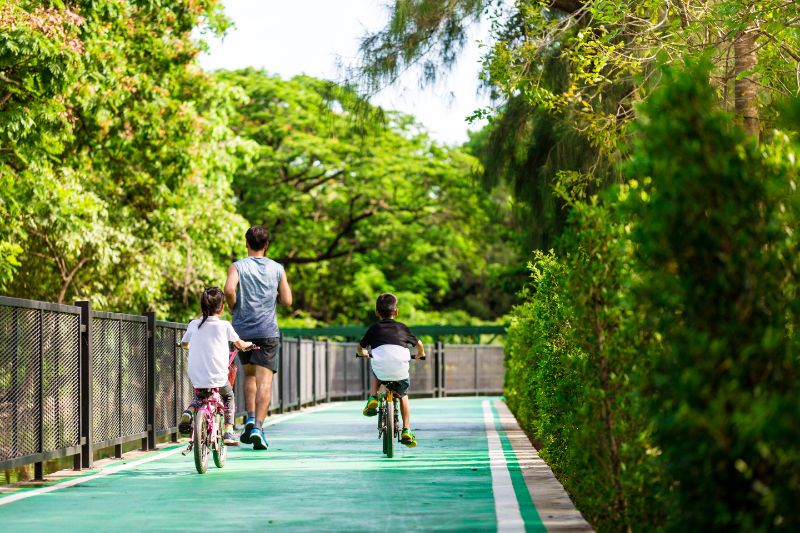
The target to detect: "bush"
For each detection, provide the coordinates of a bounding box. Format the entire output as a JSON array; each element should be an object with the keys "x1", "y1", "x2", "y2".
[
  {"x1": 505, "y1": 62, "x2": 800, "y2": 532},
  {"x1": 505, "y1": 194, "x2": 665, "y2": 531},
  {"x1": 626, "y1": 63, "x2": 800, "y2": 531}
]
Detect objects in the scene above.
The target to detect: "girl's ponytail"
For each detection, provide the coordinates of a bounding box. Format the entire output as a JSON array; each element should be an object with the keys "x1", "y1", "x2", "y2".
[{"x1": 199, "y1": 287, "x2": 224, "y2": 328}]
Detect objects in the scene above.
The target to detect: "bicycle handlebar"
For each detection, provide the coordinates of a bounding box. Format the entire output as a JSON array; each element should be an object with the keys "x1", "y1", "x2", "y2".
[
  {"x1": 177, "y1": 342, "x2": 260, "y2": 352},
  {"x1": 356, "y1": 351, "x2": 425, "y2": 360}
]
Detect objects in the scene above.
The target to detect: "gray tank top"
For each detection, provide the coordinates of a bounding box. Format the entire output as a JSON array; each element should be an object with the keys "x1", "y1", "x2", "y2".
[{"x1": 231, "y1": 256, "x2": 284, "y2": 339}]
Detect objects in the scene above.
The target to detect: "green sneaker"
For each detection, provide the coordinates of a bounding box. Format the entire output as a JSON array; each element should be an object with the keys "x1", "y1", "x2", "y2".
[
  {"x1": 401, "y1": 428, "x2": 417, "y2": 447},
  {"x1": 362, "y1": 395, "x2": 379, "y2": 416}
]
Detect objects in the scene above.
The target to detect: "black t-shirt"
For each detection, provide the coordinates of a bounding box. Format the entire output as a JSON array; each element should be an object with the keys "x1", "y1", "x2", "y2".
[{"x1": 359, "y1": 319, "x2": 418, "y2": 349}]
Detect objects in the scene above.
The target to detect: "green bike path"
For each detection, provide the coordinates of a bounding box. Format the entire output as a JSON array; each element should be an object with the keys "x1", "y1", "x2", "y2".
[{"x1": 0, "y1": 398, "x2": 589, "y2": 532}]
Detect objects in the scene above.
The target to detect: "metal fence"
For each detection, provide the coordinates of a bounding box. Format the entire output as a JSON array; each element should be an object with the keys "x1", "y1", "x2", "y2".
[{"x1": 0, "y1": 296, "x2": 504, "y2": 479}]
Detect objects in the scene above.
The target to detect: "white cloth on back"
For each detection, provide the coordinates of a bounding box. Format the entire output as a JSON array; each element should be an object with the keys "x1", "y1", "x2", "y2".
[
  {"x1": 370, "y1": 344, "x2": 411, "y2": 382},
  {"x1": 181, "y1": 316, "x2": 240, "y2": 388}
]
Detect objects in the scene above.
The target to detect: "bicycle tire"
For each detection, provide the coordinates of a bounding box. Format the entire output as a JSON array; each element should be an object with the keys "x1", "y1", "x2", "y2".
[
  {"x1": 193, "y1": 410, "x2": 209, "y2": 474},
  {"x1": 212, "y1": 413, "x2": 227, "y2": 468},
  {"x1": 384, "y1": 400, "x2": 394, "y2": 458},
  {"x1": 379, "y1": 398, "x2": 387, "y2": 454}
]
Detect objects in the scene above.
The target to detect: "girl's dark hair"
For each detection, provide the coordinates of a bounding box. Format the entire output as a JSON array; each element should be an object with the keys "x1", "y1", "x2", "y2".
[{"x1": 199, "y1": 287, "x2": 225, "y2": 328}]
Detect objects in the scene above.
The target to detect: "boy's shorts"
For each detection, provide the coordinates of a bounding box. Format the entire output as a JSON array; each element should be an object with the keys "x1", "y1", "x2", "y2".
[
  {"x1": 372, "y1": 371, "x2": 410, "y2": 398},
  {"x1": 237, "y1": 337, "x2": 280, "y2": 373}
]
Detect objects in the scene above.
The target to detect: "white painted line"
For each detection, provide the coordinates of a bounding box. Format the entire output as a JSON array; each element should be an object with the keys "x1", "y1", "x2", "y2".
[
  {"x1": 483, "y1": 399, "x2": 525, "y2": 532},
  {"x1": 0, "y1": 446, "x2": 185, "y2": 508},
  {"x1": 263, "y1": 402, "x2": 336, "y2": 427},
  {"x1": 0, "y1": 402, "x2": 339, "y2": 508}
]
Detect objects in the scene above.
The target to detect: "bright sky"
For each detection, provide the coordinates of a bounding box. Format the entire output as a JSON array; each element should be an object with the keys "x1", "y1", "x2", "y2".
[{"x1": 198, "y1": 0, "x2": 491, "y2": 145}]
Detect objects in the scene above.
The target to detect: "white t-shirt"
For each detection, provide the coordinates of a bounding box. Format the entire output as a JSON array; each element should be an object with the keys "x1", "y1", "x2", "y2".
[
  {"x1": 181, "y1": 317, "x2": 240, "y2": 388},
  {"x1": 371, "y1": 344, "x2": 411, "y2": 382}
]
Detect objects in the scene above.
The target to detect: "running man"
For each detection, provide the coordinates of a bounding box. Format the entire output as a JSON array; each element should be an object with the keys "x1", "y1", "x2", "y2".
[{"x1": 224, "y1": 225, "x2": 292, "y2": 450}]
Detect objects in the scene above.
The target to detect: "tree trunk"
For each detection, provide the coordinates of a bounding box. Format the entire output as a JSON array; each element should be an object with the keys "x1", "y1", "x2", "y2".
[{"x1": 734, "y1": 27, "x2": 758, "y2": 136}]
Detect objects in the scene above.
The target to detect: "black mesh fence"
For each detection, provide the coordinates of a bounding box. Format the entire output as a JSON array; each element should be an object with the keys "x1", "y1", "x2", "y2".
[
  {"x1": 154, "y1": 326, "x2": 174, "y2": 433},
  {"x1": 1, "y1": 296, "x2": 504, "y2": 476},
  {"x1": 0, "y1": 298, "x2": 81, "y2": 469},
  {"x1": 90, "y1": 313, "x2": 148, "y2": 446},
  {"x1": 154, "y1": 322, "x2": 188, "y2": 436}
]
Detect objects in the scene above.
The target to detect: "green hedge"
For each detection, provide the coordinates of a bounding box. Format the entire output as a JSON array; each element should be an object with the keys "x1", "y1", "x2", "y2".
[{"x1": 505, "y1": 63, "x2": 800, "y2": 532}]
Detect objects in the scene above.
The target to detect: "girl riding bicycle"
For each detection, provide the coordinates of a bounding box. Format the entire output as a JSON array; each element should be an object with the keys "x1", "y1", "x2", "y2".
[{"x1": 179, "y1": 287, "x2": 253, "y2": 445}]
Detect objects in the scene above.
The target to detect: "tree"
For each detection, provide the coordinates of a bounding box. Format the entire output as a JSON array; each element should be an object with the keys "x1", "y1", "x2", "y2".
[
  {"x1": 1, "y1": 0, "x2": 249, "y2": 319},
  {"x1": 217, "y1": 69, "x2": 519, "y2": 323},
  {"x1": 626, "y1": 63, "x2": 800, "y2": 531},
  {"x1": 355, "y1": 0, "x2": 800, "y2": 246}
]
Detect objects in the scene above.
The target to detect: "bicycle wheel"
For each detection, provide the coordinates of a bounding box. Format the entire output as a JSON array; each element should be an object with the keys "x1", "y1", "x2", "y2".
[
  {"x1": 193, "y1": 410, "x2": 209, "y2": 474},
  {"x1": 212, "y1": 413, "x2": 227, "y2": 469},
  {"x1": 379, "y1": 399, "x2": 387, "y2": 454},
  {"x1": 384, "y1": 400, "x2": 394, "y2": 458}
]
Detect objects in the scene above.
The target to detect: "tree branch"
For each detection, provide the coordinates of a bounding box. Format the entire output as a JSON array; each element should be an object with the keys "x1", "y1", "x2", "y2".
[{"x1": 57, "y1": 255, "x2": 89, "y2": 303}]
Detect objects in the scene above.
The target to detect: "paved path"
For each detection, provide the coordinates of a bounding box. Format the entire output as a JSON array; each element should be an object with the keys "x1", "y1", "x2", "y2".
[{"x1": 0, "y1": 398, "x2": 591, "y2": 532}]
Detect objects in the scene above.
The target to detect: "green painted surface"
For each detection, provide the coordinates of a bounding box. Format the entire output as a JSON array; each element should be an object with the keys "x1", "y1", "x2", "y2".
[
  {"x1": 1, "y1": 398, "x2": 541, "y2": 532},
  {"x1": 491, "y1": 402, "x2": 546, "y2": 532}
]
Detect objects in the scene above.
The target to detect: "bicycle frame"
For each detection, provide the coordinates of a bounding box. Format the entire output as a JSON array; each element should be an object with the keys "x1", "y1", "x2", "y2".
[
  {"x1": 182, "y1": 388, "x2": 227, "y2": 473},
  {"x1": 377, "y1": 387, "x2": 401, "y2": 458}
]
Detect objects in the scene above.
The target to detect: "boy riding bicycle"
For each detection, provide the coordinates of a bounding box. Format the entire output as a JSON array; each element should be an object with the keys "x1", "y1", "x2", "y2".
[
  {"x1": 357, "y1": 293, "x2": 426, "y2": 447},
  {"x1": 179, "y1": 287, "x2": 254, "y2": 445}
]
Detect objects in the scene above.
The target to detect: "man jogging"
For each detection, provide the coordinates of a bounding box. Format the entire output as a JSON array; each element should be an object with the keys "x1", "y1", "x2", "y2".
[{"x1": 224, "y1": 225, "x2": 292, "y2": 450}]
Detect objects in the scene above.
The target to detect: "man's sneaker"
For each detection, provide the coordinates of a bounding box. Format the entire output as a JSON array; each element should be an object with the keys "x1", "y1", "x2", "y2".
[
  {"x1": 223, "y1": 432, "x2": 239, "y2": 446},
  {"x1": 178, "y1": 410, "x2": 193, "y2": 435},
  {"x1": 401, "y1": 428, "x2": 417, "y2": 448},
  {"x1": 240, "y1": 417, "x2": 256, "y2": 444},
  {"x1": 362, "y1": 396, "x2": 379, "y2": 417},
  {"x1": 250, "y1": 428, "x2": 268, "y2": 450}
]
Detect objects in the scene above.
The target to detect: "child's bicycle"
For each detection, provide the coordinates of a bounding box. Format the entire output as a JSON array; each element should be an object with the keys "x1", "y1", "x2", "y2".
[
  {"x1": 181, "y1": 386, "x2": 228, "y2": 474},
  {"x1": 181, "y1": 345, "x2": 255, "y2": 474},
  {"x1": 356, "y1": 348, "x2": 422, "y2": 459}
]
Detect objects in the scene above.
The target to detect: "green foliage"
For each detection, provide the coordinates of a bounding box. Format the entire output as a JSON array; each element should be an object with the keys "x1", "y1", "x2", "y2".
[
  {"x1": 360, "y1": 0, "x2": 800, "y2": 248},
  {"x1": 505, "y1": 191, "x2": 664, "y2": 531},
  {"x1": 1, "y1": 4, "x2": 519, "y2": 325},
  {"x1": 506, "y1": 63, "x2": 800, "y2": 531},
  {"x1": 625, "y1": 62, "x2": 800, "y2": 531},
  {"x1": 218, "y1": 69, "x2": 519, "y2": 324},
  {"x1": 1, "y1": 1, "x2": 249, "y2": 318}
]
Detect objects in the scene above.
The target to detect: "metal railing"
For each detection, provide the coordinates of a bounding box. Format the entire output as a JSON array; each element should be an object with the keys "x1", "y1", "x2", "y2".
[{"x1": 0, "y1": 296, "x2": 504, "y2": 478}]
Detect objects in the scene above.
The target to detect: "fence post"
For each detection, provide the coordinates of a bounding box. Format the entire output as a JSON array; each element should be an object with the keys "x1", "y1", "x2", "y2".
[
  {"x1": 11, "y1": 308, "x2": 19, "y2": 463},
  {"x1": 311, "y1": 339, "x2": 317, "y2": 405},
  {"x1": 35, "y1": 309, "x2": 43, "y2": 480},
  {"x1": 440, "y1": 340, "x2": 447, "y2": 398},
  {"x1": 296, "y1": 337, "x2": 302, "y2": 409},
  {"x1": 433, "y1": 338, "x2": 440, "y2": 398},
  {"x1": 115, "y1": 320, "x2": 123, "y2": 459},
  {"x1": 146, "y1": 312, "x2": 156, "y2": 450},
  {"x1": 325, "y1": 340, "x2": 331, "y2": 403},
  {"x1": 343, "y1": 344, "x2": 348, "y2": 398},
  {"x1": 76, "y1": 300, "x2": 93, "y2": 469},
  {"x1": 473, "y1": 345, "x2": 479, "y2": 396},
  {"x1": 171, "y1": 331, "x2": 178, "y2": 443}
]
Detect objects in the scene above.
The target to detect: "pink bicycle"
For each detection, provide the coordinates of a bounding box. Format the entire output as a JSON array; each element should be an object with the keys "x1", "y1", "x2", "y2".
[
  {"x1": 182, "y1": 387, "x2": 228, "y2": 474},
  {"x1": 182, "y1": 346, "x2": 252, "y2": 474}
]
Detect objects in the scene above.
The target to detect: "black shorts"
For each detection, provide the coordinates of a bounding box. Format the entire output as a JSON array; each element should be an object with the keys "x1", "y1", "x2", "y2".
[
  {"x1": 237, "y1": 337, "x2": 280, "y2": 373},
  {"x1": 372, "y1": 371, "x2": 410, "y2": 398}
]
